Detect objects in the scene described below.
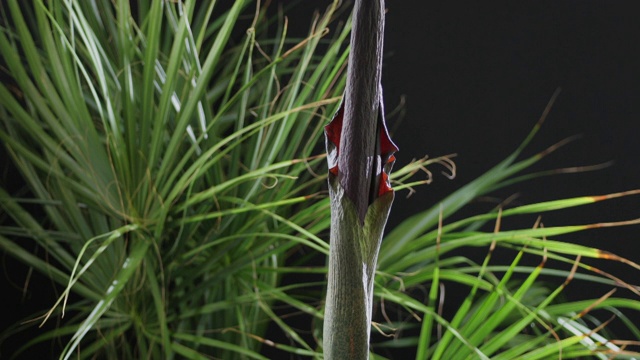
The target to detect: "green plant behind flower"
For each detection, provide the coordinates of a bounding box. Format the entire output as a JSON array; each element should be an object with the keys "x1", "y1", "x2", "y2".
[
  {"x1": 1, "y1": 1, "x2": 639, "y2": 359},
  {"x1": 0, "y1": 0, "x2": 348, "y2": 358}
]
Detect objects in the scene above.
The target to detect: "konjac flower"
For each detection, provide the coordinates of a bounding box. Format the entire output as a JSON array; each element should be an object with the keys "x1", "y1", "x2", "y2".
[{"x1": 322, "y1": 0, "x2": 397, "y2": 358}]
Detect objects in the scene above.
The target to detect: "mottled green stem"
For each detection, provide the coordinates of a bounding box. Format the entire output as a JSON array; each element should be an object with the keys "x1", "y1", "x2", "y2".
[{"x1": 323, "y1": 182, "x2": 393, "y2": 359}]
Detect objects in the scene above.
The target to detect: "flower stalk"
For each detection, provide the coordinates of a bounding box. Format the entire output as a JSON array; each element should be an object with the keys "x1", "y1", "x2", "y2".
[{"x1": 322, "y1": 0, "x2": 397, "y2": 358}]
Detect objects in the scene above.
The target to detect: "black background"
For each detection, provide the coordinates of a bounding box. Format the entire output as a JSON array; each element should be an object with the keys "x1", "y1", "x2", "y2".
[
  {"x1": 3, "y1": 1, "x2": 640, "y2": 358},
  {"x1": 381, "y1": 0, "x2": 640, "y2": 289},
  {"x1": 380, "y1": 1, "x2": 640, "y2": 352},
  {"x1": 383, "y1": 1, "x2": 640, "y2": 231}
]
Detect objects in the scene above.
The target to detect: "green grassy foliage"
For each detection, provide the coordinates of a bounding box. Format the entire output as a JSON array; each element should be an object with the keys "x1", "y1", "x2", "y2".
[{"x1": 1, "y1": 1, "x2": 638, "y2": 359}]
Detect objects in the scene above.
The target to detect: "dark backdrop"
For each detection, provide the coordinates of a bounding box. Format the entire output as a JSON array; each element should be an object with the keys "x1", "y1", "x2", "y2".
[
  {"x1": 381, "y1": 1, "x2": 640, "y2": 348},
  {"x1": 383, "y1": 1, "x2": 639, "y2": 220},
  {"x1": 381, "y1": 0, "x2": 640, "y2": 338},
  {"x1": 381, "y1": 1, "x2": 640, "y2": 269}
]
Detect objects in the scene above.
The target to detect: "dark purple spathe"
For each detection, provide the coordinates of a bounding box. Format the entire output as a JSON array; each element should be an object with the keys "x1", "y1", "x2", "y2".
[{"x1": 325, "y1": 0, "x2": 397, "y2": 223}]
